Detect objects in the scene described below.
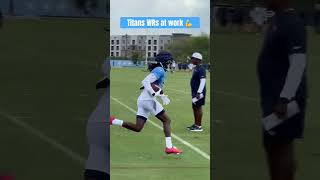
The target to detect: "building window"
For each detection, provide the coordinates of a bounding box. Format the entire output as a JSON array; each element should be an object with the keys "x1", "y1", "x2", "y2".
[
  {"x1": 168, "y1": 40, "x2": 171, "y2": 43},
  {"x1": 111, "y1": 52, "x2": 114, "y2": 56},
  {"x1": 111, "y1": 40, "x2": 114, "y2": 44},
  {"x1": 116, "y1": 52, "x2": 119, "y2": 57},
  {"x1": 153, "y1": 52, "x2": 157, "y2": 57},
  {"x1": 153, "y1": 46, "x2": 157, "y2": 51},
  {"x1": 116, "y1": 46, "x2": 119, "y2": 50},
  {"x1": 111, "y1": 46, "x2": 114, "y2": 50},
  {"x1": 148, "y1": 52, "x2": 151, "y2": 57},
  {"x1": 148, "y1": 46, "x2": 151, "y2": 51},
  {"x1": 122, "y1": 40, "x2": 125, "y2": 44},
  {"x1": 138, "y1": 40, "x2": 142, "y2": 44},
  {"x1": 132, "y1": 46, "x2": 135, "y2": 50},
  {"x1": 138, "y1": 46, "x2": 141, "y2": 50},
  {"x1": 154, "y1": 40, "x2": 157, "y2": 44},
  {"x1": 132, "y1": 40, "x2": 135, "y2": 45},
  {"x1": 148, "y1": 40, "x2": 151, "y2": 45},
  {"x1": 160, "y1": 46, "x2": 163, "y2": 50}
]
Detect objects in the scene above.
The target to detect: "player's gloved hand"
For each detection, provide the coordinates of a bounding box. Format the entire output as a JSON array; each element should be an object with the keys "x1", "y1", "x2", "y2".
[
  {"x1": 159, "y1": 94, "x2": 170, "y2": 105},
  {"x1": 152, "y1": 90, "x2": 162, "y2": 97},
  {"x1": 196, "y1": 92, "x2": 201, "y2": 99}
]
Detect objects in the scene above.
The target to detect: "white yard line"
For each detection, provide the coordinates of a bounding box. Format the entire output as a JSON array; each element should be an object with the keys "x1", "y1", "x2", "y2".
[
  {"x1": 0, "y1": 111, "x2": 85, "y2": 165},
  {"x1": 166, "y1": 87, "x2": 258, "y2": 103},
  {"x1": 111, "y1": 96, "x2": 211, "y2": 160}
]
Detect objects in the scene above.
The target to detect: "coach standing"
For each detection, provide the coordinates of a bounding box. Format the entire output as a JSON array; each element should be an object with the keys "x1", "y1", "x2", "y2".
[
  {"x1": 187, "y1": 52, "x2": 206, "y2": 132},
  {"x1": 258, "y1": 1, "x2": 307, "y2": 180}
]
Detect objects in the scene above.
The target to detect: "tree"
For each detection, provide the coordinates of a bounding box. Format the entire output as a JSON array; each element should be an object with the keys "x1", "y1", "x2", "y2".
[
  {"x1": 167, "y1": 35, "x2": 210, "y2": 64},
  {"x1": 131, "y1": 52, "x2": 140, "y2": 65}
]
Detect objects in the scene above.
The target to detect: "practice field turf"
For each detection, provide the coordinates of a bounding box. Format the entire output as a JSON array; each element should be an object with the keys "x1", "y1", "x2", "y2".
[
  {"x1": 0, "y1": 18, "x2": 107, "y2": 179},
  {"x1": 110, "y1": 68, "x2": 211, "y2": 180},
  {"x1": 213, "y1": 31, "x2": 320, "y2": 180}
]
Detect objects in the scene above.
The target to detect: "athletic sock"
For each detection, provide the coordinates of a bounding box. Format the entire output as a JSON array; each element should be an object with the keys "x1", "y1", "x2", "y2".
[
  {"x1": 112, "y1": 118, "x2": 123, "y2": 126},
  {"x1": 165, "y1": 137, "x2": 173, "y2": 148}
]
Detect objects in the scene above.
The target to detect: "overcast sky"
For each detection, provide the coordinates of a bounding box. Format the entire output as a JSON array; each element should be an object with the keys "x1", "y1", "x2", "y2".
[{"x1": 110, "y1": 0, "x2": 210, "y2": 36}]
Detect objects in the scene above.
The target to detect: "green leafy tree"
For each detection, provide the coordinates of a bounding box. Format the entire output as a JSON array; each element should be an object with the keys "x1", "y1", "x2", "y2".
[
  {"x1": 131, "y1": 52, "x2": 140, "y2": 65},
  {"x1": 167, "y1": 35, "x2": 210, "y2": 64}
]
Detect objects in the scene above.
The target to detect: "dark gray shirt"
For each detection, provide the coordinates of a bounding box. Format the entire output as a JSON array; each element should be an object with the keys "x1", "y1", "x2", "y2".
[{"x1": 257, "y1": 10, "x2": 307, "y2": 114}]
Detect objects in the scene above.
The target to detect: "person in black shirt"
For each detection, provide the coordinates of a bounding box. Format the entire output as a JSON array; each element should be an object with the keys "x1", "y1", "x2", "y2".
[
  {"x1": 258, "y1": 0, "x2": 307, "y2": 180},
  {"x1": 187, "y1": 53, "x2": 206, "y2": 132}
]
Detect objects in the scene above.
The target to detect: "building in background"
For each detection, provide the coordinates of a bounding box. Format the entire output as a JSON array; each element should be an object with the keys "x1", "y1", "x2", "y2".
[{"x1": 110, "y1": 34, "x2": 191, "y2": 58}]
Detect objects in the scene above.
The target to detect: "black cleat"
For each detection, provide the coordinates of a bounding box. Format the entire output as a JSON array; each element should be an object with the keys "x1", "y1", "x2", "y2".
[
  {"x1": 188, "y1": 125, "x2": 203, "y2": 132},
  {"x1": 187, "y1": 124, "x2": 196, "y2": 130}
]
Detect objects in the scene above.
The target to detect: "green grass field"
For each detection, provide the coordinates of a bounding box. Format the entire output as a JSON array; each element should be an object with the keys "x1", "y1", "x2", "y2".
[
  {"x1": 0, "y1": 18, "x2": 107, "y2": 179},
  {"x1": 2, "y1": 17, "x2": 319, "y2": 180},
  {"x1": 110, "y1": 68, "x2": 211, "y2": 180},
  {"x1": 213, "y1": 31, "x2": 320, "y2": 180}
]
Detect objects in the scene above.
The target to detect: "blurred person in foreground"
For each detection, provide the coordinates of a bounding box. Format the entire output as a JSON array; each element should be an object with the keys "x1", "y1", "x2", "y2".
[
  {"x1": 258, "y1": 0, "x2": 307, "y2": 180},
  {"x1": 84, "y1": 60, "x2": 110, "y2": 180}
]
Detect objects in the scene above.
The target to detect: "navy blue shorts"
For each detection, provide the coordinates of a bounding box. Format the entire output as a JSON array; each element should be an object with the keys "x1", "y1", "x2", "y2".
[
  {"x1": 192, "y1": 96, "x2": 206, "y2": 108},
  {"x1": 262, "y1": 100, "x2": 306, "y2": 143}
]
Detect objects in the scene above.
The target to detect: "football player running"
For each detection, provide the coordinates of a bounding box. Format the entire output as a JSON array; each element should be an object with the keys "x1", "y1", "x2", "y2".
[{"x1": 110, "y1": 52, "x2": 183, "y2": 155}]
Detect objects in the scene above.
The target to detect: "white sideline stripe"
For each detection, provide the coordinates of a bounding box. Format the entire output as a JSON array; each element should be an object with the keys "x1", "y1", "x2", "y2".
[
  {"x1": 166, "y1": 87, "x2": 258, "y2": 103},
  {"x1": 0, "y1": 111, "x2": 85, "y2": 165},
  {"x1": 111, "y1": 96, "x2": 210, "y2": 160}
]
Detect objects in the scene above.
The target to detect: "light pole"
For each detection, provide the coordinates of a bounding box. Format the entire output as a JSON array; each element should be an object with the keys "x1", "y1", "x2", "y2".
[
  {"x1": 145, "y1": 35, "x2": 148, "y2": 67},
  {"x1": 125, "y1": 34, "x2": 128, "y2": 58}
]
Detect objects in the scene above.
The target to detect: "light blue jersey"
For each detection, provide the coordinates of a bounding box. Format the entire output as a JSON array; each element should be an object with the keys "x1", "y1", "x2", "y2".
[{"x1": 151, "y1": 67, "x2": 166, "y2": 88}]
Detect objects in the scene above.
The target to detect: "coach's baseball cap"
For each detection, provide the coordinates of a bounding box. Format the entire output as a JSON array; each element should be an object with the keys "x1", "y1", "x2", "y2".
[{"x1": 191, "y1": 52, "x2": 202, "y2": 60}]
